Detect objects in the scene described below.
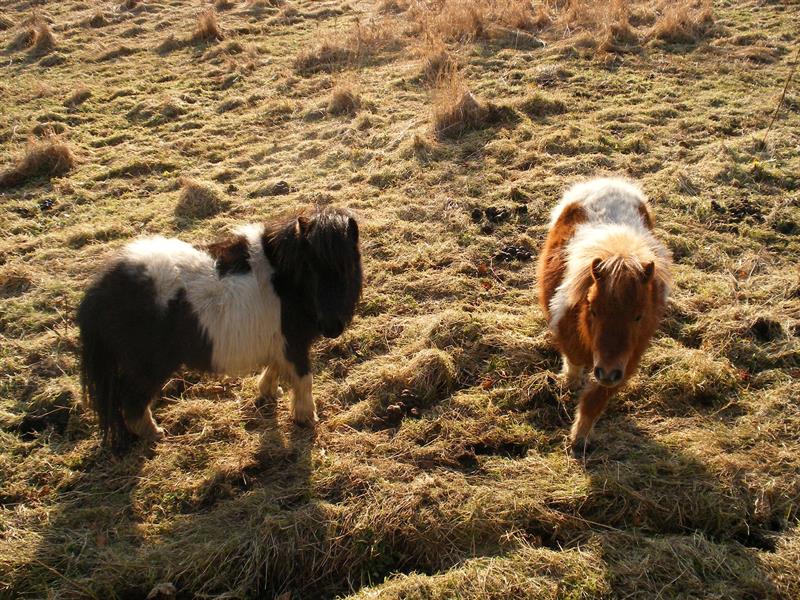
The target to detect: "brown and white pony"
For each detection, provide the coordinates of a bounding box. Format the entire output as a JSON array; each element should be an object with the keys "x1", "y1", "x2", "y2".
[{"x1": 537, "y1": 178, "x2": 671, "y2": 454}]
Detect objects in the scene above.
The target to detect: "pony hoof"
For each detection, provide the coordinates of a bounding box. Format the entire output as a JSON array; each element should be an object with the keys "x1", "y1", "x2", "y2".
[
  {"x1": 570, "y1": 438, "x2": 595, "y2": 458},
  {"x1": 292, "y1": 412, "x2": 318, "y2": 427},
  {"x1": 259, "y1": 385, "x2": 284, "y2": 400}
]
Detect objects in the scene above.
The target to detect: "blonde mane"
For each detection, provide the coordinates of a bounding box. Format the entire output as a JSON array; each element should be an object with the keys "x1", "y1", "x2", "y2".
[{"x1": 549, "y1": 223, "x2": 672, "y2": 330}]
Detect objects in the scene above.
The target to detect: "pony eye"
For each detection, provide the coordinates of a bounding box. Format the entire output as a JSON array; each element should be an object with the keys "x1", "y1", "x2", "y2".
[{"x1": 634, "y1": 315, "x2": 643, "y2": 322}]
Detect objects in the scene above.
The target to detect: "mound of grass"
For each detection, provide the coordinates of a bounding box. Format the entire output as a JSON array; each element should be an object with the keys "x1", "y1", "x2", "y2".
[
  {"x1": 327, "y1": 82, "x2": 361, "y2": 116},
  {"x1": 0, "y1": 136, "x2": 74, "y2": 189},
  {"x1": 192, "y1": 7, "x2": 224, "y2": 43},
  {"x1": 174, "y1": 177, "x2": 229, "y2": 220},
  {"x1": 649, "y1": 1, "x2": 714, "y2": 44}
]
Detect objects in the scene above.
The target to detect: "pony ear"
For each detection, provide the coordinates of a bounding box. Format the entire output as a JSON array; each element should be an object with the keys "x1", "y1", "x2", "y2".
[
  {"x1": 295, "y1": 215, "x2": 310, "y2": 238},
  {"x1": 642, "y1": 261, "x2": 655, "y2": 283},
  {"x1": 591, "y1": 257, "x2": 603, "y2": 282},
  {"x1": 347, "y1": 217, "x2": 359, "y2": 244}
]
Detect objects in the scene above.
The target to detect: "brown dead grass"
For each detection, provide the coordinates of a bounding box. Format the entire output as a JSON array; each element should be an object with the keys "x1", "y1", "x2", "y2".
[
  {"x1": 417, "y1": 37, "x2": 455, "y2": 83},
  {"x1": 294, "y1": 20, "x2": 398, "y2": 73},
  {"x1": 64, "y1": 86, "x2": 91, "y2": 108},
  {"x1": 649, "y1": 0, "x2": 714, "y2": 44},
  {"x1": 0, "y1": 136, "x2": 74, "y2": 189},
  {"x1": 432, "y1": 71, "x2": 510, "y2": 139},
  {"x1": 174, "y1": 177, "x2": 229, "y2": 219},
  {"x1": 7, "y1": 16, "x2": 55, "y2": 55},
  {"x1": 192, "y1": 7, "x2": 224, "y2": 43},
  {"x1": 327, "y1": 81, "x2": 362, "y2": 116}
]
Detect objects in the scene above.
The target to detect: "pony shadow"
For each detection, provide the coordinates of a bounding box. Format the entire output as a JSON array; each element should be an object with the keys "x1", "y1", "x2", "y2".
[
  {"x1": 574, "y1": 414, "x2": 786, "y2": 597},
  {"x1": 6, "y1": 398, "x2": 316, "y2": 598},
  {"x1": 576, "y1": 413, "x2": 785, "y2": 551}
]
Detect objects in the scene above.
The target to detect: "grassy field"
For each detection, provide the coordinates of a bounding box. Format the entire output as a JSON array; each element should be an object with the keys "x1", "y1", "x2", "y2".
[{"x1": 1, "y1": 0, "x2": 799, "y2": 598}]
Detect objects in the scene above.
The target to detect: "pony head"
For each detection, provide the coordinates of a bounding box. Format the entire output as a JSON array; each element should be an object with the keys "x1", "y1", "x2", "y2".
[
  {"x1": 298, "y1": 208, "x2": 362, "y2": 338},
  {"x1": 580, "y1": 255, "x2": 659, "y2": 387},
  {"x1": 264, "y1": 206, "x2": 363, "y2": 339}
]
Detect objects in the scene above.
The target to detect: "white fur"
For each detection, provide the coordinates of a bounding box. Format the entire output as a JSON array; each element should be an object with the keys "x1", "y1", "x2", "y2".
[
  {"x1": 548, "y1": 179, "x2": 671, "y2": 332},
  {"x1": 121, "y1": 227, "x2": 289, "y2": 375}
]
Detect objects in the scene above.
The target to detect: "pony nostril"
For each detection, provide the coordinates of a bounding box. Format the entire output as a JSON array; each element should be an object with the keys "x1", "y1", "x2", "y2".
[
  {"x1": 609, "y1": 369, "x2": 622, "y2": 383},
  {"x1": 593, "y1": 367, "x2": 604, "y2": 381}
]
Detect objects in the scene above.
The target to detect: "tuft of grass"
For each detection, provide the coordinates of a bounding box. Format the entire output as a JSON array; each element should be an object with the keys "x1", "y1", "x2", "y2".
[
  {"x1": 174, "y1": 177, "x2": 230, "y2": 220},
  {"x1": 0, "y1": 266, "x2": 33, "y2": 298},
  {"x1": 293, "y1": 21, "x2": 397, "y2": 74},
  {"x1": 327, "y1": 81, "x2": 362, "y2": 116},
  {"x1": 0, "y1": 12, "x2": 14, "y2": 31},
  {"x1": 64, "y1": 86, "x2": 91, "y2": 108},
  {"x1": 7, "y1": 15, "x2": 55, "y2": 55},
  {"x1": 0, "y1": 135, "x2": 75, "y2": 189},
  {"x1": 432, "y1": 71, "x2": 508, "y2": 139},
  {"x1": 417, "y1": 37, "x2": 455, "y2": 84},
  {"x1": 192, "y1": 7, "x2": 224, "y2": 42},
  {"x1": 649, "y1": 0, "x2": 714, "y2": 44}
]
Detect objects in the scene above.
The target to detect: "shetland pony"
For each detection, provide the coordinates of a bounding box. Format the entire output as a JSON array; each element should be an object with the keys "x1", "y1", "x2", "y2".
[
  {"x1": 77, "y1": 207, "x2": 362, "y2": 451},
  {"x1": 537, "y1": 178, "x2": 671, "y2": 454}
]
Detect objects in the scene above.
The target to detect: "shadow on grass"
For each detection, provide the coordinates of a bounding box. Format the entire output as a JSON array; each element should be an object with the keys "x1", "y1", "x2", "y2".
[
  {"x1": 573, "y1": 414, "x2": 785, "y2": 597},
  {"x1": 6, "y1": 401, "x2": 316, "y2": 599}
]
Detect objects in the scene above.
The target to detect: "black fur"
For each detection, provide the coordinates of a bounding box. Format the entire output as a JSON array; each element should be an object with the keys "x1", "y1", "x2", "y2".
[
  {"x1": 77, "y1": 262, "x2": 212, "y2": 450},
  {"x1": 262, "y1": 207, "x2": 362, "y2": 377},
  {"x1": 207, "y1": 235, "x2": 251, "y2": 277}
]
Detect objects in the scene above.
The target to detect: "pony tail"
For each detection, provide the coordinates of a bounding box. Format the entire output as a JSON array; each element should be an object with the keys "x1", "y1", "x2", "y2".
[{"x1": 78, "y1": 314, "x2": 130, "y2": 450}]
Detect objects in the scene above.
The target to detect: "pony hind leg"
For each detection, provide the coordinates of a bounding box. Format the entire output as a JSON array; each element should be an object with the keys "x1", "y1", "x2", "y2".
[{"x1": 258, "y1": 365, "x2": 284, "y2": 399}]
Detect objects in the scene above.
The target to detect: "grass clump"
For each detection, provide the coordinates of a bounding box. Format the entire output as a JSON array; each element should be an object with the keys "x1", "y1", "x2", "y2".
[
  {"x1": 327, "y1": 82, "x2": 362, "y2": 116},
  {"x1": 174, "y1": 177, "x2": 229, "y2": 220},
  {"x1": 649, "y1": 0, "x2": 714, "y2": 44},
  {"x1": 0, "y1": 136, "x2": 75, "y2": 189},
  {"x1": 432, "y1": 72, "x2": 509, "y2": 139},
  {"x1": 7, "y1": 15, "x2": 56, "y2": 55},
  {"x1": 193, "y1": 7, "x2": 224, "y2": 42},
  {"x1": 64, "y1": 86, "x2": 91, "y2": 108}
]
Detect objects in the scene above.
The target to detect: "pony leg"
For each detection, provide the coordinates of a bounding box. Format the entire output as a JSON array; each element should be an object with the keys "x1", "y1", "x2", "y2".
[
  {"x1": 124, "y1": 402, "x2": 164, "y2": 442},
  {"x1": 290, "y1": 372, "x2": 317, "y2": 426},
  {"x1": 570, "y1": 384, "x2": 615, "y2": 451},
  {"x1": 561, "y1": 354, "x2": 585, "y2": 391},
  {"x1": 258, "y1": 366, "x2": 283, "y2": 399}
]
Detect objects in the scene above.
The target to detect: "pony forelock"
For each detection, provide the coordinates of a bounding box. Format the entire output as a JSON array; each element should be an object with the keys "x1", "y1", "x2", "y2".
[{"x1": 549, "y1": 223, "x2": 671, "y2": 329}]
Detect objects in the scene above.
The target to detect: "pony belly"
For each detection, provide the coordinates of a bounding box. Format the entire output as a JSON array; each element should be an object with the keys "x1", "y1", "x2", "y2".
[{"x1": 209, "y1": 326, "x2": 287, "y2": 376}]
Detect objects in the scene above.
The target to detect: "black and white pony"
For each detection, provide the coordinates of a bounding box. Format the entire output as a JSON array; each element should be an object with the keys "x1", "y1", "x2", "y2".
[{"x1": 77, "y1": 207, "x2": 362, "y2": 450}]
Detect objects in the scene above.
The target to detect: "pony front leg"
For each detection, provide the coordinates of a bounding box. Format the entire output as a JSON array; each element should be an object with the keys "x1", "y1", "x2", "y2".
[
  {"x1": 290, "y1": 371, "x2": 317, "y2": 426},
  {"x1": 258, "y1": 365, "x2": 283, "y2": 399},
  {"x1": 570, "y1": 383, "x2": 615, "y2": 454},
  {"x1": 561, "y1": 354, "x2": 585, "y2": 391},
  {"x1": 124, "y1": 402, "x2": 164, "y2": 442}
]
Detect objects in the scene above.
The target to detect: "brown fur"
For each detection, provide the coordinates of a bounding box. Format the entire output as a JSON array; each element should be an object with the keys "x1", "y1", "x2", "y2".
[{"x1": 538, "y1": 199, "x2": 668, "y2": 452}]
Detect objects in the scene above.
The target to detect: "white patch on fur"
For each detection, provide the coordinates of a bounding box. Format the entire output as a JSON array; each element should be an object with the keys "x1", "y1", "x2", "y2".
[
  {"x1": 121, "y1": 226, "x2": 291, "y2": 376},
  {"x1": 548, "y1": 178, "x2": 671, "y2": 331}
]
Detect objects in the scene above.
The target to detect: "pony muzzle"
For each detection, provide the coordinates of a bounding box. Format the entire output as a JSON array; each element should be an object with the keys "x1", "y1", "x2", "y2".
[
  {"x1": 320, "y1": 317, "x2": 345, "y2": 339},
  {"x1": 593, "y1": 365, "x2": 623, "y2": 387}
]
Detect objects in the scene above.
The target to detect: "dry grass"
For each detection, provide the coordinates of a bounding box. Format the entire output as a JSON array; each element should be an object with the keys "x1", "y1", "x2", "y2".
[
  {"x1": 7, "y1": 15, "x2": 55, "y2": 55},
  {"x1": 192, "y1": 7, "x2": 224, "y2": 42},
  {"x1": 431, "y1": 71, "x2": 510, "y2": 139},
  {"x1": 293, "y1": 20, "x2": 397, "y2": 73},
  {"x1": 174, "y1": 177, "x2": 229, "y2": 220},
  {"x1": 0, "y1": 135, "x2": 74, "y2": 189},
  {"x1": 64, "y1": 86, "x2": 91, "y2": 108},
  {"x1": 327, "y1": 81, "x2": 362, "y2": 115},
  {"x1": 649, "y1": 0, "x2": 714, "y2": 44},
  {"x1": 0, "y1": 0, "x2": 798, "y2": 598}
]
